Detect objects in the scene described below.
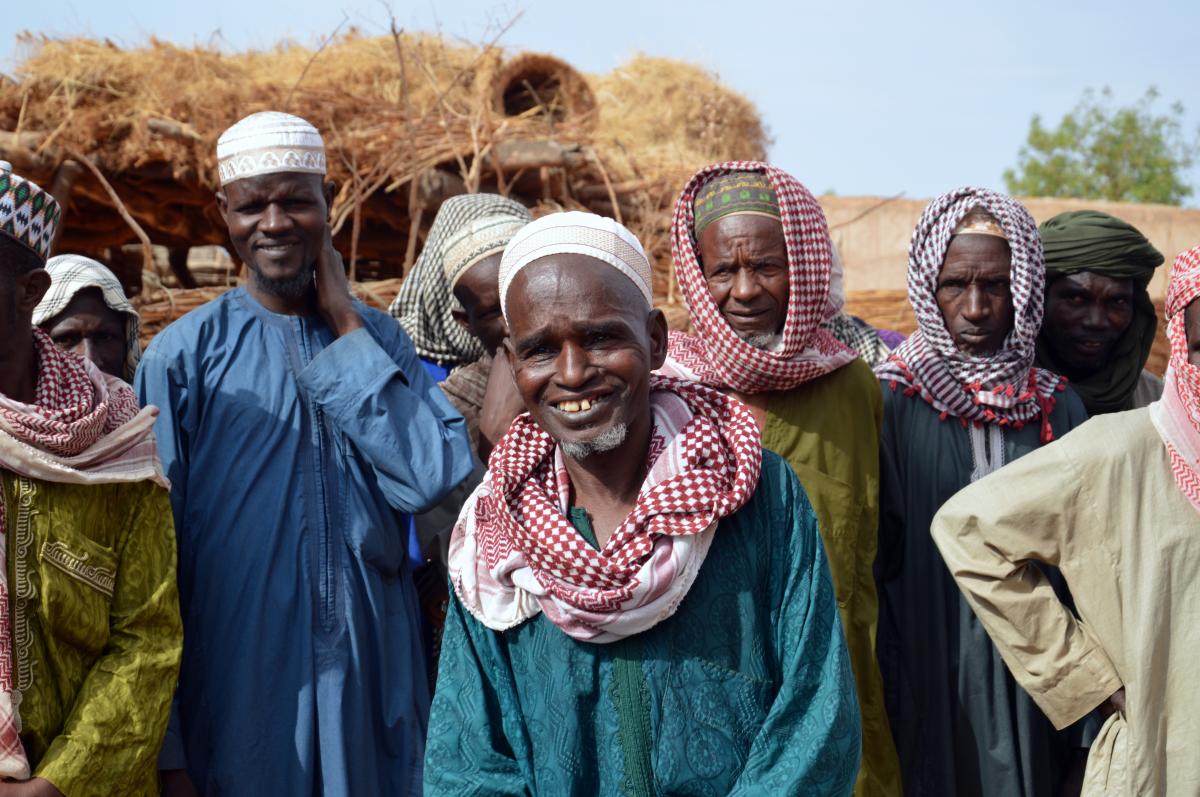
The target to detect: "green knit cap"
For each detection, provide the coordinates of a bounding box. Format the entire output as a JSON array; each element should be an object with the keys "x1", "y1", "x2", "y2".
[{"x1": 693, "y1": 171, "x2": 780, "y2": 235}]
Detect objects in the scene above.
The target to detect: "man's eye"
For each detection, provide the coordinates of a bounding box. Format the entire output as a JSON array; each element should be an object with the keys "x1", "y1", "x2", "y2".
[{"x1": 52, "y1": 334, "x2": 81, "y2": 348}]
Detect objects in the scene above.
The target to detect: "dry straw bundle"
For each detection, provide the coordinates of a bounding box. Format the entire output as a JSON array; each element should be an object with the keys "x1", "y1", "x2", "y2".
[{"x1": 1, "y1": 30, "x2": 766, "y2": 311}]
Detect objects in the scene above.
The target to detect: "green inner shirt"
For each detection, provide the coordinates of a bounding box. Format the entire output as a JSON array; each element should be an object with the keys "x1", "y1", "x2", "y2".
[{"x1": 568, "y1": 507, "x2": 655, "y2": 796}]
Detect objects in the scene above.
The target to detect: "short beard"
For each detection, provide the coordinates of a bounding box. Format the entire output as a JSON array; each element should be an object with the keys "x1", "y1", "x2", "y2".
[
  {"x1": 737, "y1": 328, "x2": 780, "y2": 350},
  {"x1": 559, "y1": 423, "x2": 629, "y2": 461},
  {"x1": 248, "y1": 262, "x2": 314, "y2": 299}
]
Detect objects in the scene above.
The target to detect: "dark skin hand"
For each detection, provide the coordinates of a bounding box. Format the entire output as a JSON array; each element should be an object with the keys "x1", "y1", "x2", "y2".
[
  {"x1": 0, "y1": 779, "x2": 64, "y2": 796},
  {"x1": 1186, "y1": 300, "x2": 1200, "y2": 367},
  {"x1": 504, "y1": 254, "x2": 668, "y2": 546},
  {"x1": 160, "y1": 769, "x2": 199, "y2": 797},
  {"x1": 935, "y1": 234, "x2": 1015, "y2": 356},
  {"x1": 218, "y1": 172, "x2": 360, "y2": 335},
  {"x1": 451, "y1": 253, "x2": 507, "y2": 356},
  {"x1": 698, "y1": 214, "x2": 790, "y2": 345},
  {"x1": 1042, "y1": 271, "x2": 1135, "y2": 380},
  {"x1": 478, "y1": 347, "x2": 526, "y2": 461},
  {"x1": 42, "y1": 287, "x2": 128, "y2": 379},
  {"x1": 0, "y1": 238, "x2": 52, "y2": 404}
]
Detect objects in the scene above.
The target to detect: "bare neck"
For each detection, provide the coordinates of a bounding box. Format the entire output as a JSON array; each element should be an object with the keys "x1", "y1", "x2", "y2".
[
  {"x1": 562, "y1": 418, "x2": 652, "y2": 548},
  {"x1": 0, "y1": 331, "x2": 38, "y2": 405}
]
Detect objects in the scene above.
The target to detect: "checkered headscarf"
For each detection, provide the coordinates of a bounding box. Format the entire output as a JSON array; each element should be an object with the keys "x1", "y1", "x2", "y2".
[
  {"x1": 34, "y1": 255, "x2": 142, "y2": 382},
  {"x1": 447, "y1": 376, "x2": 761, "y2": 642},
  {"x1": 1148, "y1": 245, "x2": 1200, "y2": 514},
  {"x1": 666, "y1": 161, "x2": 856, "y2": 394},
  {"x1": 875, "y1": 187, "x2": 1066, "y2": 441},
  {"x1": 389, "y1": 194, "x2": 531, "y2": 366}
]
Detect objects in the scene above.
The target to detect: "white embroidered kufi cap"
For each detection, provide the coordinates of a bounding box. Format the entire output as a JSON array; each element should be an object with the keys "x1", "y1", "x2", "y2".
[
  {"x1": 498, "y1": 211, "x2": 653, "y2": 320},
  {"x1": 217, "y1": 111, "x2": 326, "y2": 187}
]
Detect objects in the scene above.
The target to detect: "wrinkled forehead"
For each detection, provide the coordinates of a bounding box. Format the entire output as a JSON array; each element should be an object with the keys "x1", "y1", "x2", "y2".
[{"x1": 505, "y1": 254, "x2": 648, "y2": 337}]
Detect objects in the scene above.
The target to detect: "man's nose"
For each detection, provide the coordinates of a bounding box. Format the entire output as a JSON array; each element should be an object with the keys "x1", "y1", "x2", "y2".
[
  {"x1": 556, "y1": 341, "x2": 590, "y2": 387},
  {"x1": 730, "y1": 267, "x2": 759, "y2": 304},
  {"x1": 962, "y1": 285, "x2": 990, "y2": 322},
  {"x1": 259, "y1": 203, "x2": 292, "y2": 235},
  {"x1": 1080, "y1": 302, "x2": 1107, "y2": 330},
  {"x1": 79, "y1": 337, "x2": 97, "y2": 366}
]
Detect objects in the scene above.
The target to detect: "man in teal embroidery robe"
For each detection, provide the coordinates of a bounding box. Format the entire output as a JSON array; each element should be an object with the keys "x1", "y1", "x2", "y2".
[{"x1": 425, "y1": 212, "x2": 860, "y2": 796}]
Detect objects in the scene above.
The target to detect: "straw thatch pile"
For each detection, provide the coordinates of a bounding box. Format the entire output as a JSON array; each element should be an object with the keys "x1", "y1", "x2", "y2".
[{"x1": 0, "y1": 31, "x2": 767, "y2": 313}]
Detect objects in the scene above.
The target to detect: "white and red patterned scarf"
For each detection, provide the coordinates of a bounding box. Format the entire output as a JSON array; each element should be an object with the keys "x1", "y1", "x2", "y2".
[
  {"x1": 662, "y1": 161, "x2": 856, "y2": 394},
  {"x1": 1149, "y1": 245, "x2": 1200, "y2": 514},
  {"x1": 0, "y1": 329, "x2": 166, "y2": 778},
  {"x1": 874, "y1": 187, "x2": 1067, "y2": 443},
  {"x1": 447, "y1": 375, "x2": 761, "y2": 643}
]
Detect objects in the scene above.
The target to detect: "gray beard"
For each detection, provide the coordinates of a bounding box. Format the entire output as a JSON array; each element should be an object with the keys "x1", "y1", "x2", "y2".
[
  {"x1": 737, "y1": 329, "x2": 780, "y2": 350},
  {"x1": 559, "y1": 423, "x2": 629, "y2": 461},
  {"x1": 249, "y1": 263, "x2": 314, "y2": 299}
]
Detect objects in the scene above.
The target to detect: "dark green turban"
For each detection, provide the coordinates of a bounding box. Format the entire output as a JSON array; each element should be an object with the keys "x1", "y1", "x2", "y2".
[{"x1": 1035, "y1": 210, "x2": 1164, "y2": 415}]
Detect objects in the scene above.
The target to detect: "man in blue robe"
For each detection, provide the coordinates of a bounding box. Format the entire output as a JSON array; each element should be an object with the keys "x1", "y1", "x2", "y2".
[{"x1": 137, "y1": 111, "x2": 473, "y2": 796}]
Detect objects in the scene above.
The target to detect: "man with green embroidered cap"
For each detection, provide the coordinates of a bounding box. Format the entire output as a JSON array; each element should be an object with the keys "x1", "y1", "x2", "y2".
[
  {"x1": 1036, "y1": 209, "x2": 1165, "y2": 415},
  {"x1": 0, "y1": 161, "x2": 181, "y2": 796},
  {"x1": 427, "y1": 211, "x2": 860, "y2": 796},
  {"x1": 661, "y1": 162, "x2": 899, "y2": 796}
]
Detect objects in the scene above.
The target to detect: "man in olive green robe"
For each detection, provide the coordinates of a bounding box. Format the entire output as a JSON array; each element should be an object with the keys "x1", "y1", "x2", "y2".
[
  {"x1": 0, "y1": 164, "x2": 181, "y2": 797},
  {"x1": 661, "y1": 163, "x2": 899, "y2": 796}
]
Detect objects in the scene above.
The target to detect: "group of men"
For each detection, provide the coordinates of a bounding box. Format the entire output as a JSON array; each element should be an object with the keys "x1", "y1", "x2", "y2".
[{"x1": 0, "y1": 105, "x2": 1195, "y2": 797}]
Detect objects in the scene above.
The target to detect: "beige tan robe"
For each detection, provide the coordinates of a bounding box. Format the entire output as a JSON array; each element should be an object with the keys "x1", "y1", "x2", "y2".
[{"x1": 931, "y1": 408, "x2": 1200, "y2": 796}]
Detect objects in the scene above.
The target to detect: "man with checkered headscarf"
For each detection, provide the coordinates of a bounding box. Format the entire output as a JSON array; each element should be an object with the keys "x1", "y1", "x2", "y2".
[
  {"x1": 931, "y1": 244, "x2": 1200, "y2": 795},
  {"x1": 425, "y1": 211, "x2": 860, "y2": 796},
  {"x1": 660, "y1": 161, "x2": 900, "y2": 796},
  {"x1": 0, "y1": 163, "x2": 181, "y2": 797},
  {"x1": 874, "y1": 187, "x2": 1091, "y2": 797}
]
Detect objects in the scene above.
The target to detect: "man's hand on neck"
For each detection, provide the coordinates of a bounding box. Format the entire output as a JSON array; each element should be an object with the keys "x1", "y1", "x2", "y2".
[{"x1": 313, "y1": 228, "x2": 363, "y2": 338}]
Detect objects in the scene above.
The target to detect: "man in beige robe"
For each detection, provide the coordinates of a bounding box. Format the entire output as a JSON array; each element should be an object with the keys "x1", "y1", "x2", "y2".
[{"x1": 931, "y1": 244, "x2": 1200, "y2": 796}]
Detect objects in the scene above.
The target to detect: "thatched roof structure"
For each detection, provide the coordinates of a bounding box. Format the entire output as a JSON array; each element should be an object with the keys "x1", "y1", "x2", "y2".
[{"x1": 0, "y1": 32, "x2": 767, "y2": 304}]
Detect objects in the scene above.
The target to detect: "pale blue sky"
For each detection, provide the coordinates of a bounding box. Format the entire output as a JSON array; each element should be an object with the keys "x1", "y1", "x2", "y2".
[{"x1": 6, "y1": 0, "x2": 1200, "y2": 201}]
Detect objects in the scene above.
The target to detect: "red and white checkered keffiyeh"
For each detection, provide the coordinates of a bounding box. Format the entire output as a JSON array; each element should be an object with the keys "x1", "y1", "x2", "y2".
[
  {"x1": 0, "y1": 330, "x2": 165, "y2": 778},
  {"x1": 1148, "y1": 245, "x2": 1200, "y2": 514},
  {"x1": 447, "y1": 375, "x2": 761, "y2": 643},
  {"x1": 663, "y1": 161, "x2": 856, "y2": 394},
  {"x1": 875, "y1": 187, "x2": 1067, "y2": 443}
]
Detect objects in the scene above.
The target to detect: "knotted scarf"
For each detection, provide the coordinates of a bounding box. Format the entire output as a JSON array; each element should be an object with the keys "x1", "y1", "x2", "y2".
[
  {"x1": 664, "y1": 162, "x2": 856, "y2": 394},
  {"x1": 875, "y1": 187, "x2": 1067, "y2": 443},
  {"x1": 0, "y1": 330, "x2": 166, "y2": 778},
  {"x1": 1148, "y1": 245, "x2": 1200, "y2": 514},
  {"x1": 447, "y1": 376, "x2": 761, "y2": 643}
]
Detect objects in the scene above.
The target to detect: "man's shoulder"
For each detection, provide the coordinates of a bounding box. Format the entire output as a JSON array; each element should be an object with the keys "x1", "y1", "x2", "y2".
[
  {"x1": 142, "y1": 288, "x2": 242, "y2": 361},
  {"x1": 1057, "y1": 407, "x2": 1158, "y2": 458},
  {"x1": 356, "y1": 302, "x2": 417, "y2": 353}
]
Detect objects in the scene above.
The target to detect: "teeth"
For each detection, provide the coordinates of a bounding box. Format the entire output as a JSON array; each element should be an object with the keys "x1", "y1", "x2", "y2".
[
  {"x1": 560, "y1": 401, "x2": 581, "y2": 412},
  {"x1": 580, "y1": 399, "x2": 592, "y2": 411}
]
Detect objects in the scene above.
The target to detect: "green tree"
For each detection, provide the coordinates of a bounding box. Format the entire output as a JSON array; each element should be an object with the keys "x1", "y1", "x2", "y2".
[{"x1": 1004, "y1": 87, "x2": 1200, "y2": 205}]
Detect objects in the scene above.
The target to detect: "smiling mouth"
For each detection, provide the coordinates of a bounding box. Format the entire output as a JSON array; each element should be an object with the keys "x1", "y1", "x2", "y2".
[
  {"x1": 257, "y1": 241, "x2": 300, "y2": 254},
  {"x1": 548, "y1": 391, "x2": 614, "y2": 418}
]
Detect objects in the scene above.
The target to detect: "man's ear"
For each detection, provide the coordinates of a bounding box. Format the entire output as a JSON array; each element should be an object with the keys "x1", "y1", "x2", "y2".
[
  {"x1": 17, "y1": 269, "x2": 51, "y2": 314},
  {"x1": 215, "y1": 191, "x2": 229, "y2": 225},
  {"x1": 647, "y1": 307, "x2": 669, "y2": 371},
  {"x1": 451, "y1": 306, "x2": 470, "y2": 331},
  {"x1": 323, "y1": 180, "x2": 337, "y2": 220}
]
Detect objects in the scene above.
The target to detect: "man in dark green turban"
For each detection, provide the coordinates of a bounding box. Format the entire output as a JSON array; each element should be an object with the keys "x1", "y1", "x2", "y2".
[{"x1": 1036, "y1": 210, "x2": 1165, "y2": 415}]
